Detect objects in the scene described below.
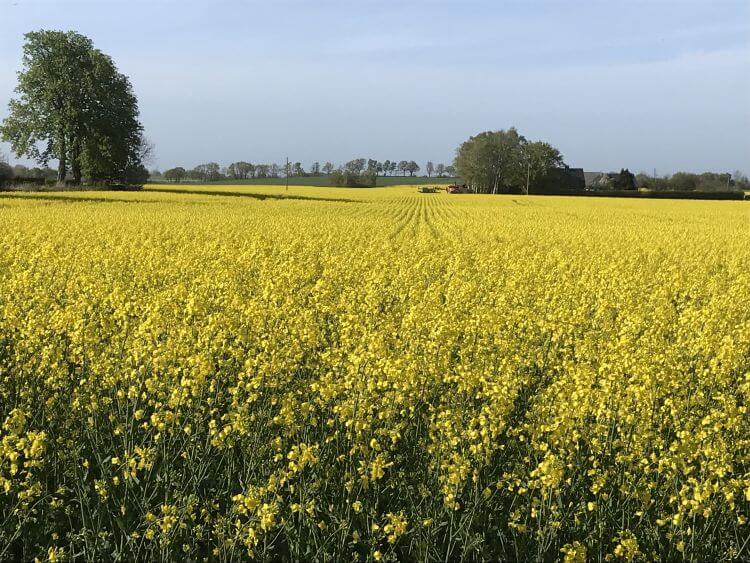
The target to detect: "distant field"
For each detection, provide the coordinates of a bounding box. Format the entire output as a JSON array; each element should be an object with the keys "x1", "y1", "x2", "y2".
[
  {"x1": 1, "y1": 184, "x2": 749, "y2": 561},
  {"x1": 157, "y1": 175, "x2": 459, "y2": 187}
]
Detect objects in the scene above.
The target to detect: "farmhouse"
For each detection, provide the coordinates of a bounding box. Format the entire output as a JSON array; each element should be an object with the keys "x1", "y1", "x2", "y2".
[
  {"x1": 546, "y1": 166, "x2": 586, "y2": 190},
  {"x1": 584, "y1": 172, "x2": 604, "y2": 188},
  {"x1": 585, "y1": 170, "x2": 637, "y2": 190}
]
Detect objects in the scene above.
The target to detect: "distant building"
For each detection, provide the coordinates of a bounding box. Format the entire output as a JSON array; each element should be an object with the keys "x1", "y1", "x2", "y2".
[
  {"x1": 565, "y1": 167, "x2": 586, "y2": 190},
  {"x1": 546, "y1": 166, "x2": 586, "y2": 191},
  {"x1": 586, "y1": 169, "x2": 637, "y2": 191},
  {"x1": 584, "y1": 172, "x2": 604, "y2": 189}
]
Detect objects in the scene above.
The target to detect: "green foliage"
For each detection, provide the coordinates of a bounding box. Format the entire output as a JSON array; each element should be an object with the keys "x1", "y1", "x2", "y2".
[
  {"x1": 189, "y1": 163, "x2": 223, "y2": 182},
  {"x1": 0, "y1": 30, "x2": 146, "y2": 186},
  {"x1": 636, "y1": 171, "x2": 739, "y2": 193},
  {"x1": 122, "y1": 163, "x2": 149, "y2": 186},
  {"x1": 327, "y1": 159, "x2": 379, "y2": 186},
  {"x1": 455, "y1": 128, "x2": 524, "y2": 193},
  {"x1": 612, "y1": 169, "x2": 636, "y2": 190},
  {"x1": 635, "y1": 173, "x2": 670, "y2": 191},
  {"x1": 0, "y1": 159, "x2": 12, "y2": 184},
  {"x1": 405, "y1": 160, "x2": 420, "y2": 176},
  {"x1": 345, "y1": 158, "x2": 367, "y2": 175},
  {"x1": 0, "y1": 31, "x2": 92, "y2": 183},
  {"x1": 524, "y1": 141, "x2": 565, "y2": 192},
  {"x1": 668, "y1": 172, "x2": 698, "y2": 191},
  {"x1": 455, "y1": 128, "x2": 564, "y2": 194},
  {"x1": 690, "y1": 172, "x2": 734, "y2": 192},
  {"x1": 330, "y1": 169, "x2": 377, "y2": 187},
  {"x1": 0, "y1": 158, "x2": 57, "y2": 188},
  {"x1": 226, "y1": 161, "x2": 254, "y2": 179},
  {"x1": 734, "y1": 171, "x2": 750, "y2": 192},
  {"x1": 189, "y1": 175, "x2": 458, "y2": 187},
  {"x1": 163, "y1": 167, "x2": 187, "y2": 183}
]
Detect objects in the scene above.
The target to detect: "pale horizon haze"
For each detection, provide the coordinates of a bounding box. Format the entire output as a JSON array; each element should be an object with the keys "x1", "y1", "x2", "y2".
[{"x1": 1, "y1": 0, "x2": 749, "y2": 175}]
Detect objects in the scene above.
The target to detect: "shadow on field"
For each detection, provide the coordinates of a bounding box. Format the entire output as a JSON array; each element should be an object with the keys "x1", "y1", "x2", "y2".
[
  {"x1": 145, "y1": 187, "x2": 359, "y2": 203},
  {"x1": 0, "y1": 193, "x2": 160, "y2": 204}
]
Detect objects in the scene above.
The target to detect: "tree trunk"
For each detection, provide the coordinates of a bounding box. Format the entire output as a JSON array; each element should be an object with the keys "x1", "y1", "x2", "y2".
[
  {"x1": 71, "y1": 136, "x2": 82, "y2": 185},
  {"x1": 57, "y1": 132, "x2": 67, "y2": 186}
]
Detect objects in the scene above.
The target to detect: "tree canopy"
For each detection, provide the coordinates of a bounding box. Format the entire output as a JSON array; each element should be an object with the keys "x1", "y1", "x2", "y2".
[
  {"x1": 330, "y1": 159, "x2": 377, "y2": 187},
  {"x1": 0, "y1": 30, "x2": 147, "y2": 186},
  {"x1": 163, "y1": 167, "x2": 187, "y2": 183},
  {"x1": 454, "y1": 128, "x2": 564, "y2": 194}
]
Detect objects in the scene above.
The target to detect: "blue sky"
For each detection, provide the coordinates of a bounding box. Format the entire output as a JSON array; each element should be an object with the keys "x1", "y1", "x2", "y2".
[{"x1": 1, "y1": 0, "x2": 748, "y2": 174}]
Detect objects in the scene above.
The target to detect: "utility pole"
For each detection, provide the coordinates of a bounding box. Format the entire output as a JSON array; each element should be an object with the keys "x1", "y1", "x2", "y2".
[
  {"x1": 525, "y1": 161, "x2": 531, "y2": 195},
  {"x1": 286, "y1": 157, "x2": 289, "y2": 191}
]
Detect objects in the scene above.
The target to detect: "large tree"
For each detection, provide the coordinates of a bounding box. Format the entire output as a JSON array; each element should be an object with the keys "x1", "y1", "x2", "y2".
[
  {"x1": 191, "y1": 162, "x2": 222, "y2": 182},
  {"x1": 454, "y1": 128, "x2": 563, "y2": 194},
  {"x1": 0, "y1": 30, "x2": 146, "y2": 186},
  {"x1": 163, "y1": 167, "x2": 187, "y2": 183},
  {"x1": 345, "y1": 158, "x2": 366, "y2": 175},
  {"x1": 226, "y1": 162, "x2": 241, "y2": 179},
  {"x1": 455, "y1": 128, "x2": 525, "y2": 194},
  {"x1": 244, "y1": 162, "x2": 256, "y2": 179},
  {"x1": 522, "y1": 141, "x2": 564, "y2": 194}
]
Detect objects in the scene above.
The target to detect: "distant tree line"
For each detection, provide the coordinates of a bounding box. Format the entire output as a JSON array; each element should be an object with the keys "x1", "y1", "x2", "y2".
[
  {"x1": 158, "y1": 159, "x2": 457, "y2": 184},
  {"x1": 452, "y1": 128, "x2": 749, "y2": 195},
  {"x1": 0, "y1": 154, "x2": 11, "y2": 184},
  {"x1": 635, "y1": 171, "x2": 748, "y2": 193},
  {"x1": 0, "y1": 154, "x2": 58, "y2": 185}
]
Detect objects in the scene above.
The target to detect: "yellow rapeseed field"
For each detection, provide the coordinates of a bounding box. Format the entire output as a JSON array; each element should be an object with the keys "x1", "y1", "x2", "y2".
[{"x1": 1, "y1": 185, "x2": 749, "y2": 561}]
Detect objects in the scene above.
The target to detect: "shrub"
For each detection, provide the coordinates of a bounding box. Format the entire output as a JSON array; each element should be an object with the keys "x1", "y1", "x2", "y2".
[
  {"x1": 330, "y1": 169, "x2": 377, "y2": 187},
  {"x1": 0, "y1": 161, "x2": 12, "y2": 185}
]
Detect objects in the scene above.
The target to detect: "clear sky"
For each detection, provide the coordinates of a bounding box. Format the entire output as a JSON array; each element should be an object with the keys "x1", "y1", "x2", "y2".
[{"x1": 1, "y1": 0, "x2": 748, "y2": 174}]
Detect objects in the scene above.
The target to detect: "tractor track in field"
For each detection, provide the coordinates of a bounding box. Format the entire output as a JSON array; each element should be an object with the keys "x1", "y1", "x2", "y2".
[
  {"x1": 429, "y1": 198, "x2": 454, "y2": 232},
  {"x1": 387, "y1": 198, "x2": 414, "y2": 238},
  {"x1": 392, "y1": 196, "x2": 422, "y2": 240},
  {"x1": 420, "y1": 195, "x2": 440, "y2": 239},
  {"x1": 409, "y1": 196, "x2": 423, "y2": 237},
  {"x1": 383, "y1": 193, "x2": 467, "y2": 241}
]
